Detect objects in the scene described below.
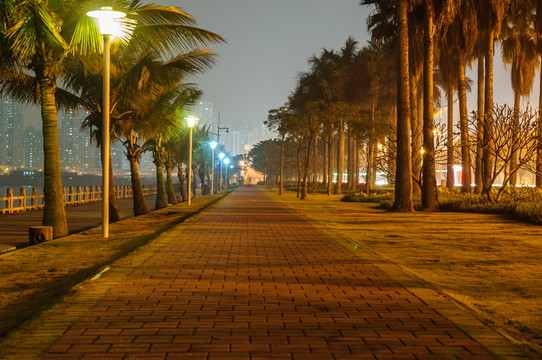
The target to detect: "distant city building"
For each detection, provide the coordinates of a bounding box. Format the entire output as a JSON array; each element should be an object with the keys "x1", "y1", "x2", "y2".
[
  {"x1": 192, "y1": 101, "x2": 215, "y2": 129},
  {"x1": 82, "y1": 133, "x2": 101, "y2": 172},
  {"x1": 0, "y1": 95, "x2": 24, "y2": 167},
  {"x1": 24, "y1": 127, "x2": 43, "y2": 169},
  {"x1": 221, "y1": 130, "x2": 238, "y2": 156},
  {"x1": 60, "y1": 106, "x2": 85, "y2": 171},
  {"x1": 59, "y1": 106, "x2": 126, "y2": 174}
]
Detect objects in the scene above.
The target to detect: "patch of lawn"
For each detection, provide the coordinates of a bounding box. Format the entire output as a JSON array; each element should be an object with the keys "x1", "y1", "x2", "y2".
[{"x1": 271, "y1": 191, "x2": 542, "y2": 356}]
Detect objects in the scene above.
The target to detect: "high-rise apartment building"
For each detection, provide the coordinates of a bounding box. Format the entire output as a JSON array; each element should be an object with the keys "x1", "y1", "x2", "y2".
[
  {"x1": 59, "y1": 106, "x2": 121, "y2": 174},
  {"x1": 24, "y1": 126, "x2": 43, "y2": 169},
  {"x1": 60, "y1": 106, "x2": 85, "y2": 171},
  {"x1": 192, "y1": 101, "x2": 214, "y2": 128},
  {"x1": 0, "y1": 95, "x2": 24, "y2": 167}
]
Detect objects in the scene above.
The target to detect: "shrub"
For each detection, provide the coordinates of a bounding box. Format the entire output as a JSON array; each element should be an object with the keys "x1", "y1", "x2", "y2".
[
  {"x1": 341, "y1": 191, "x2": 393, "y2": 203},
  {"x1": 342, "y1": 186, "x2": 542, "y2": 225}
]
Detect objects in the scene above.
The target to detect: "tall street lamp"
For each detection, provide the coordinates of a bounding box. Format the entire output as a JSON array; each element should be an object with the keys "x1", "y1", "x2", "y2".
[
  {"x1": 209, "y1": 141, "x2": 217, "y2": 195},
  {"x1": 224, "y1": 158, "x2": 230, "y2": 190},
  {"x1": 218, "y1": 152, "x2": 225, "y2": 193},
  {"x1": 186, "y1": 116, "x2": 198, "y2": 205},
  {"x1": 87, "y1": 7, "x2": 126, "y2": 238}
]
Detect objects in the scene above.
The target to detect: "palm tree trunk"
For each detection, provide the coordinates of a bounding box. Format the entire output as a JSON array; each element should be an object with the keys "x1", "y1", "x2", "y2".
[
  {"x1": 178, "y1": 167, "x2": 187, "y2": 202},
  {"x1": 327, "y1": 138, "x2": 334, "y2": 196},
  {"x1": 108, "y1": 152, "x2": 120, "y2": 222},
  {"x1": 537, "y1": 61, "x2": 542, "y2": 188},
  {"x1": 155, "y1": 164, "x2": 168, "y2": 209},
  {"x1": 347, "y1": 130, "x2": 353, "y2": 190},
  {"x1": 446, "y1": 88, "x2": 455, "y2": 189},
  {"x1": 393, "y1": 0, "x2": 414, "y2": 212},
  {"x1": 323, "y1": 139, "x2": 328, "y2": 189},
  {"x1": 483, "y1": 30, "x2": 496, "y2": 195},
  {"x1": 367, "y1": 106, "x2": 376, "y2": 194},
  {"x1": 296, "y1": 147, "x2": 302, "y2": 198},
  {"x1": 335, "y1": 119, "x2": 344, "y2": 195},
  {"x1": 128, "y1": 155, "x2": 149, "y2": 216},
  {"x1": 422, "y1": 9, "x2": 438, "y2": 210},
  {"x1": 355, "y1": 137, "x2": 361, "y2": 189},
  {"x1": 350, "y1": 133, "x2": 357, "y2": 191},
  {"x1": 201, "y1": 155, "x2": 207, "y2": 195},
  {"x1": 279, "y1": 135, "x2": 284, "y2": 195},
  {"x1": 166, "y1": 160, "x2": 178, "y2": 205},
  {"x1": 313, "y1": 136, "x2": 318, "y2": 193},
  {"x1": 410, "y1": 75, "x2": 422, "y2": 194},
  {"x1": 475, "y1": 56, "x2": 485, "y2": 193},
  {"x1": 39, "y1": 77, "x2": 68, "y2": 237},
  {"x1": 301, "y1": 137, "x2": 311, "y2": 199},
  {"x1": 458, "y1": 55, "x2": 472, "y2": 193},
  {"x1": 510, "y1": 90, "x2": 521, "y2": 186}
]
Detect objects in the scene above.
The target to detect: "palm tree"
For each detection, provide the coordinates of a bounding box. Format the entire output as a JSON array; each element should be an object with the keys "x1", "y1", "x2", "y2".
[
  {"x1": 147, "y1": 87, "x2": 203, "y2": 209},
  {"x1": 0, "y1": 0, "x2": 85, "y2": 237},
  {"x1": 474, "y1": 0, "x2": 509, "y2": 195},
  {"x1": 501, "y1": 0, "x2": 538, "y2": 186},
  {"x1": 417, "y1": 0, "x2": 458, "y2": 210},
  {"x1": 265, "y1": 107, "x2": 291, "y2": 195},
  {"x1": 1, "y1": 0, "x2": 224, "y2": 235},
  {"x1": 439, "y1": 0, "x2": 477, "y2": 193},
  {"x1": 393, "y1": 0, "x2": 414, "y2": 211},
  {"x1": 536, "y1": 0, "x2": 542, "y2": 188}
]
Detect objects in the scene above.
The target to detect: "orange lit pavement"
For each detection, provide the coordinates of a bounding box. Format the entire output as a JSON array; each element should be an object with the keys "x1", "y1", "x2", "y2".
[{"x1": 37, "y1": 187, "x2": 501, "y2": 359}]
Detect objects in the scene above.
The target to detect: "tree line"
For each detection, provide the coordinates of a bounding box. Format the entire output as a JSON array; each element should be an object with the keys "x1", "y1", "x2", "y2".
[
  {"x1": 257, "y1": 0, "x2": 542, "y2": 210},
  {"x1": 0, "y1": 0, "x2": 226, "y2": 237}
]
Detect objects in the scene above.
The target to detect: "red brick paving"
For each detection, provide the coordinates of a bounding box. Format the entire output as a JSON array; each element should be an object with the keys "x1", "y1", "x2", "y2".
[{"x1": 42, "y1": 187, "x2": 495, "y2": 359}]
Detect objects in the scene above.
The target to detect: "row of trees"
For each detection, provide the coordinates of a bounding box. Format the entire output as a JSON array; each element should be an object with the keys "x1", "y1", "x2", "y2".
[
  {"x1": 389, "y1": 0, "x2": 542, "y2": 210},
  {"x1": 261, "y1": 0, "x2": 542, "y2": 211},
  {"x1": 0, "y1": 0, "x2": 225, "y2": 237}
]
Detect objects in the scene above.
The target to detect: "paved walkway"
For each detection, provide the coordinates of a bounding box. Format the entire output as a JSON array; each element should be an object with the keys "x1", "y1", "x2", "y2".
[{"x1": 34, "y1": 187, "x2": 496, "y2": 359}]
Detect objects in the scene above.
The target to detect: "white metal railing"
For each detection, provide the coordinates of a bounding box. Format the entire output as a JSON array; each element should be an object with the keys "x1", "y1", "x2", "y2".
[{"x1": 0, "y1": 185, "x2": 157, "y2": 214}]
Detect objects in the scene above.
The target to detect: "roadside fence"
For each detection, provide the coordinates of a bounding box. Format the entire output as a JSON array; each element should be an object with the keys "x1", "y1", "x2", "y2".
[{"x1": 1, "y1": 185, "x2": 157, "y2": 214}]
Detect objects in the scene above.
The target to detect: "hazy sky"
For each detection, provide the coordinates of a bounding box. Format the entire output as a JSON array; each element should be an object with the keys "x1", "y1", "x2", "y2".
[
  {"x1": 162, "y1": 0, "x2": 371, "y2": 131},
  {"x1": 23, "y1": 1, "x2": 539, "y2": 130}
]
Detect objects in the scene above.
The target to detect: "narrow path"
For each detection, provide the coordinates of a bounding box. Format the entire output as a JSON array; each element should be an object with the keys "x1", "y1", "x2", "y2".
[{"x1": 40, "y1": 187, "x2": 494, "y2": 359}]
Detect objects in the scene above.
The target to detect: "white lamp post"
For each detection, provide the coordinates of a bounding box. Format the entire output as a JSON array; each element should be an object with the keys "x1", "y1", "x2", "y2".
[
  {"x1": 218, "y1": 152, "x2": 225, "y2": 192},
  {"x1": 224, "y1": 158, "x2": 230, "y2": 190},
  {"x1": 87, "y1": 7, "x2": 126, "y2": 238},
  {"x1": 209, "y1": 141, "x2": 217, "y2": 195},
  {"x1": 186, "y1": 116, "x2": 198, "y2": 205}
]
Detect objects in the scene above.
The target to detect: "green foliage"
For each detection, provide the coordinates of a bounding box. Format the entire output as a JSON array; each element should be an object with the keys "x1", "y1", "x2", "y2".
[
  {"x1": 345, "y1": 186, "x2": 542, "y2": 225},
  {"x1": 249, "y1": 140, "x2": 281, "y2": 181},
  {"x1": 438, "y1": 187, "x2": 542, "y2": 224},
  {"x1": 341, "y1": 191, "x2": 393, "y2": 203}
]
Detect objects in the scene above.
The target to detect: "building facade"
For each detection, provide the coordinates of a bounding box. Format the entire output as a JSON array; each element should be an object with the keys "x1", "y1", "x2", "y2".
[{"x1": 0, "y1": 95, "x2": 24, "y2": 167}]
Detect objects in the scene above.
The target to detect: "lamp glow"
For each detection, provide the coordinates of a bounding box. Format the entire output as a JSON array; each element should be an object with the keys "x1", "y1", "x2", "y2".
[
  {"x1": 87, "y1": 7, "x2": 126, "y2": 36},
  {"x1": 219, "y1": 152, "x2": 225, "y2": 160},
  {"x1": 210, "y1": 141, "x2": 218, "y2": 150},
  {"x1": 224, "y1": 158, "x2": 230, "y2": 165},
  {"x1": 186, "y1": 116, "x2": 198, "y2": 128}
]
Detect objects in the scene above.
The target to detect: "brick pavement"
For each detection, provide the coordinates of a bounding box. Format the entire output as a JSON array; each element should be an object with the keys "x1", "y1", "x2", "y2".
[{"x1": 39, "y1": 187, "x2": 497, "y2": 359}]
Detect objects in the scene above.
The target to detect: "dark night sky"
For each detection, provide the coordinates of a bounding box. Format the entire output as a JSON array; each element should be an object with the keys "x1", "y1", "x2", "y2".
[
  {"x1": 144, "y1": 0, "x2": 372, "y2": 130},
  {"x1": 22, "y1": 1, "x2": 534, "y2": 131}
]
